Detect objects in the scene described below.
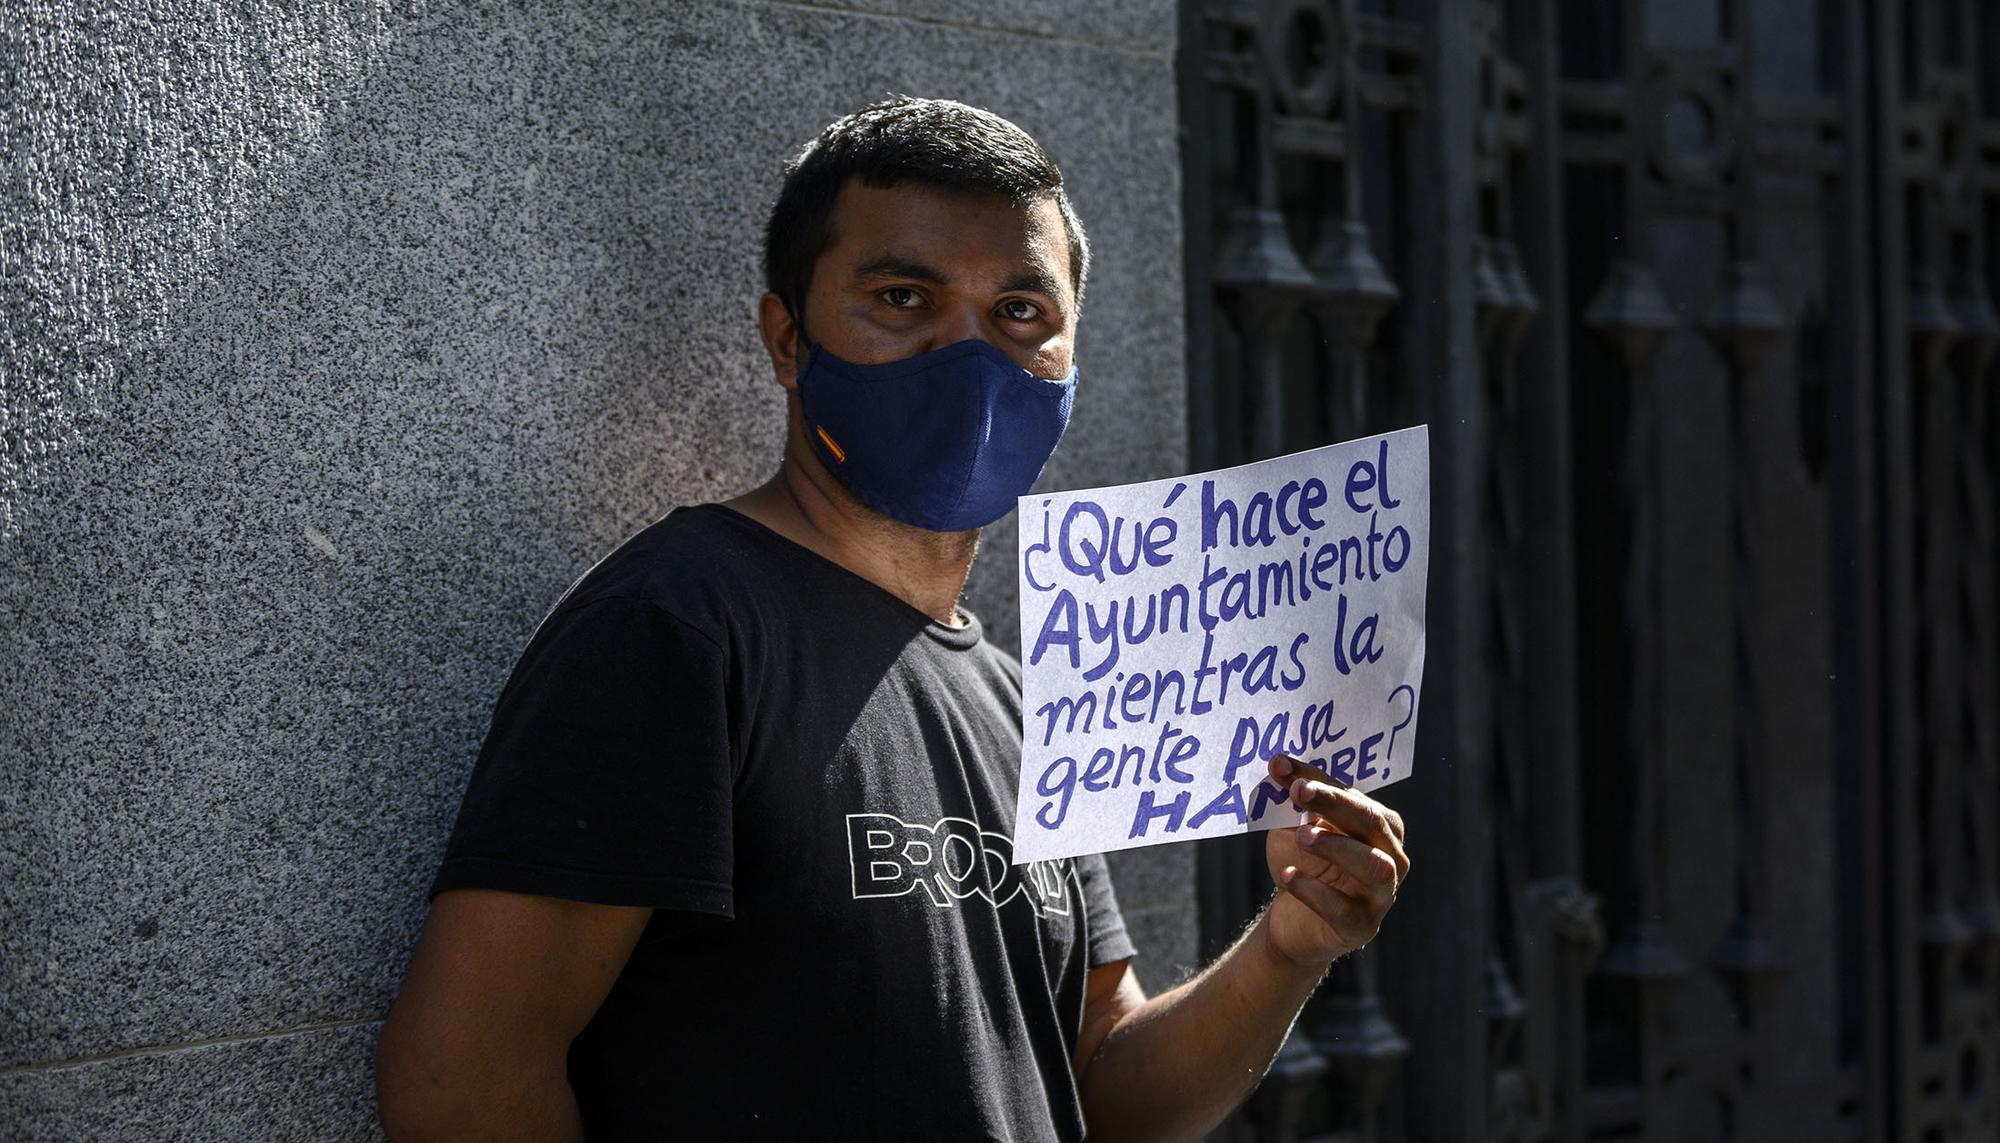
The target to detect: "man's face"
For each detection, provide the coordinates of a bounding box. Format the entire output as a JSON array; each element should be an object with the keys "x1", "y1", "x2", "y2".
[{"x1": 794, "y1": 179, "x2": 1079, "y2": 381}]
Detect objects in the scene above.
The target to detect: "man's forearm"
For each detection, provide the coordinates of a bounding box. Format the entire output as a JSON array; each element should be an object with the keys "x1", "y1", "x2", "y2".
[
  {"x1": 1078, "y1": 897, "x2": 1328, "y2": 1143},
  {"x1": 379, "y1": 1069, "x2": 585, "y2": 1143},
  {"x1": 377, "y1": 1033, "x2": 586, "y2": 1143}
]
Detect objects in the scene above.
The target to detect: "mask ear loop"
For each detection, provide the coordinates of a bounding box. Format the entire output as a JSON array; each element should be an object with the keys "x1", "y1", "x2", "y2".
[{"x1": 786, "y1": 301, "x2": 844, "y2": 466}]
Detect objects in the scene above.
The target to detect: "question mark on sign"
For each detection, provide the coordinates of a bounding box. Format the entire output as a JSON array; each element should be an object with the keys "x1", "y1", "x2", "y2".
[{"x1": 1383, "y1": 684, "x2": 1417, "y2": 775}]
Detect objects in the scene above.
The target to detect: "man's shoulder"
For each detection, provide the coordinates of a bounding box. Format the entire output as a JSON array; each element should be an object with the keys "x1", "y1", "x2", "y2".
[{"x1": 543, "y1": 504, "x2": 781, "y2": 641}]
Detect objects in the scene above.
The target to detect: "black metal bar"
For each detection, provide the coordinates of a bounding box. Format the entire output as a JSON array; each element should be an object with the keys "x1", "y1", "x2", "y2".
[
  {"x1": 1375, "y1": 1, "x2": 1492, "y2": 1138},
  {"x1": 1829, "y1": 0, "x2": 1892, "y2": 1137},
  {"x1": 1868, "y1": 0, "x2": 1925, "y2": 1134}
]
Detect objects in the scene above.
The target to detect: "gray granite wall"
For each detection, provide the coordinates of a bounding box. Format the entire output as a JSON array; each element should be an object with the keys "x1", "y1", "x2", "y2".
[{"x1": 0, "y1": 2, "x2": 1190, "y2": 1137}]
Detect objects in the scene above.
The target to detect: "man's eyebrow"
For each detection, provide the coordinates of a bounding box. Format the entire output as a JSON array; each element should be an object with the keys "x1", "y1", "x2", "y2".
[
  {"x1": 852, "y1": 256, "x2": 1064, "y2": 297},
  {"x1": 1000, "y1": 267, "x2": 1065, "y2": 298},
  {"x1": 851, "y1": 255, "x2": 948, "y2": 284}
]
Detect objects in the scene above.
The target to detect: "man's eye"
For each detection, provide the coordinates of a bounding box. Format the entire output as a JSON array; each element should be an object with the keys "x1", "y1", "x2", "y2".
[
  {"x1": 882, "y1": 287, "x2": 922, "y2": 308},
  {"x1": 1001, "y1": 299, "x2": 1041, "y2": 321}
]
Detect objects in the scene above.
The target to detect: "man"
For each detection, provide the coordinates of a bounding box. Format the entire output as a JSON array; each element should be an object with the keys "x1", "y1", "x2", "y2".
[{"x1": 376, "y1": 97, "x2": 1408, "y2": 1141}]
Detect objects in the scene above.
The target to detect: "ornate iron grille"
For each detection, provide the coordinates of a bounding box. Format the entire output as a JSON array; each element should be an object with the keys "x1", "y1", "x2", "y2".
[{"x1": 1177, "y1": 1, "x2": 2000, "y2": 1138}]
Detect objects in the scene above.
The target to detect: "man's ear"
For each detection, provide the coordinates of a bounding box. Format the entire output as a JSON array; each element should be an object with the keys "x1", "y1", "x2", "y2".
[{"x1": 758, "y1": 293, "x2": 805, "y2": 392}]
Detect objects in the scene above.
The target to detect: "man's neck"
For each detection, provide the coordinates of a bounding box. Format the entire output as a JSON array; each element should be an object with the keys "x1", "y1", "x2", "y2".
[{"x1": 725, "y1": 445, "x2": 979, "y2": 628}]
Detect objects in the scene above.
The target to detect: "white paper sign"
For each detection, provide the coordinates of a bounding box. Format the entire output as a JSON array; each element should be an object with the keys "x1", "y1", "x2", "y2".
[{"x1": 1009, "y1": 426, "x2": 1431, "y2": 864}]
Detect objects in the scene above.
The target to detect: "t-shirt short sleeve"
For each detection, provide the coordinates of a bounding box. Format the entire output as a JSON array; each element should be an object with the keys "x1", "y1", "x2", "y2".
[
  {"x1": 429, "y1": 594, "x2": 736, "y2": 918},
  {"x1": 1075, "y1": 853, "x2": 1137, "y2": 968}
]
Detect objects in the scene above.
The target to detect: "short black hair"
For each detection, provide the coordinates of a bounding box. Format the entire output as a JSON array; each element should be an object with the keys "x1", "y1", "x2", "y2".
[{"x1": 762, "y1": 96, "x2": 1089, "y2": 328}]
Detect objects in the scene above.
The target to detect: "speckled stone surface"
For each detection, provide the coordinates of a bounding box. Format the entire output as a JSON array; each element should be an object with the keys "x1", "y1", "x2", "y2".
[
  {"x1": 796, "y1": 0, "x2": 1176, "y2": 53},
  {"x1": 1120, "y1": 902, "x2": 1203, "y2": 989},
  {"x1": 1104, "y1": 833, "x2": 1198, "y2": 905},
  {"x1": 2, "y1": 0, "x2": 1188, "y2": 1112},
  {"x1": 0, "y1": 1022, "x2": 382, "y2": 1142}
]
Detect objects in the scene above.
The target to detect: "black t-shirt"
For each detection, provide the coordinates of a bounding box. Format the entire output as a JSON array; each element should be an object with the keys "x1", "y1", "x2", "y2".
[{"x1": 430, "y1": 504, "x2": 1135, "y2": 1141}]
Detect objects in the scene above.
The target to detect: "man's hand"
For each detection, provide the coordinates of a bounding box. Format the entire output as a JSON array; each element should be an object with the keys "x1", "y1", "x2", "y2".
[
  {"x1": 1261, "y1": 754, "x2": 1409, "y2": 969},
  {"x1": 1074, "y1": 755, "x2": 1410, "y2": 1140}
]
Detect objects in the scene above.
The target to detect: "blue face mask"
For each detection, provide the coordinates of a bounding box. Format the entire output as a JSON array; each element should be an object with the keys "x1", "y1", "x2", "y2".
[{"x1": 794, "y1": 337, "x2": 1078, "y2": 532}]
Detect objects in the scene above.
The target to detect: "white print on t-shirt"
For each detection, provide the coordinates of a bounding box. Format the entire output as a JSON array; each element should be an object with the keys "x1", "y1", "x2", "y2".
[{"x1": 845, "y1": 812, "x2": 1076, "y2": 918}]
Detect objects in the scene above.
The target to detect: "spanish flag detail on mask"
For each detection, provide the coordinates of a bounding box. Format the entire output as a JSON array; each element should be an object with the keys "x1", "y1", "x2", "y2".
[{"x1": 816, "y1": 424, "x2": 847, "y2": 464}]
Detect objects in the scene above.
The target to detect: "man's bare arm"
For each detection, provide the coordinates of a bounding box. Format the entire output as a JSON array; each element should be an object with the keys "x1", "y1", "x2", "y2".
[
  {"x1": 1075, "y1": 755, "x2": 1409, "y2": 1142},
  {"x1": 376, "y1": 889, "x2": 651, "y2": 1142}
]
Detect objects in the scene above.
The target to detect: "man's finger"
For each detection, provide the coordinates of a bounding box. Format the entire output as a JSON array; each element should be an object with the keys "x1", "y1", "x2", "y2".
[
  {"x1": 1269, "y1": 754, "x2": 1410, "y2": 866},
  {"x1": 1283, "y1": 779, "x2": 1409, "y2": 880},
  {"x1": 1268, "y1": 754, "x2": 1407, "y2": 842},
  {"x1": 1296, "y1": 825, "x2": 1400, "y2": 896},
  {"x1": 1278, "y1": 864, "x2": 1376, "y2": 946},
  {"x1": 1268, "y1": 753, "x2": 1339, "y2": 789}
]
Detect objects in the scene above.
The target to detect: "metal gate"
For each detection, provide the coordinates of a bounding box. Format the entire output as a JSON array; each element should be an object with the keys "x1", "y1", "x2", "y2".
[{"x1": 1178, "y1": 1, "x2": 2000, "y2": 1138}]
